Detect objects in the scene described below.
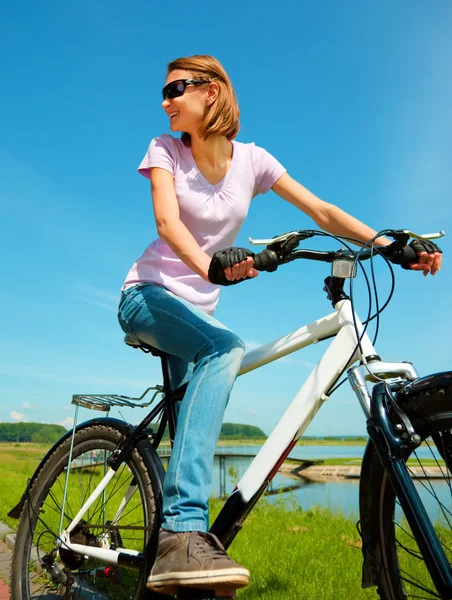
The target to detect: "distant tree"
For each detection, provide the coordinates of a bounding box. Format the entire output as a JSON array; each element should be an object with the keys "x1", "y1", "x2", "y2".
[
  {"x1": 219, "y1": 423, "x2": 266, "y2": 439},
  {"x1": 0, "y1": 422, "x2": 67, "y2": 444}
]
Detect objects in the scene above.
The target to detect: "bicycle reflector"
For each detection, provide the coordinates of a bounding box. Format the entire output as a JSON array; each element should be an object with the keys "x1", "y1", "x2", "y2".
[{"x1": 332, "y1": 259, "x2": 357, "y2": 278}]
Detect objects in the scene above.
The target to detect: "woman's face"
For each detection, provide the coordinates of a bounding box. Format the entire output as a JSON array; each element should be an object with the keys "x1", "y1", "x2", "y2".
[{"x1": 161, "y1": 69, "x2": 213, "y2": 135}]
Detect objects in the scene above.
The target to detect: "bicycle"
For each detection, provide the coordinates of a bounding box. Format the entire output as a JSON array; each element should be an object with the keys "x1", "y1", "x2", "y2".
[{"x1": 8, "y1": 228, "x2": 451, "y2": 600}]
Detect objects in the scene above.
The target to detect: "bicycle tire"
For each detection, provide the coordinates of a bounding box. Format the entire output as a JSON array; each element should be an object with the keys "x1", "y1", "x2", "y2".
[
  {"x1": 11, "y1": 424, "x2": 163, "y2": 600},
  {"x1": 360, "y1": 382, "x2": 452, "y2": 599}
]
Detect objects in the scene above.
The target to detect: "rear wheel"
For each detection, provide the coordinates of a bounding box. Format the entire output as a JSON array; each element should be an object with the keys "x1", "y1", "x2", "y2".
[
  {"x1": 11, "y1": 424, "x2": 162, "y2": 599},
  {"x1": 361, "y1": 382, "x2": 452, "y2": 599}
]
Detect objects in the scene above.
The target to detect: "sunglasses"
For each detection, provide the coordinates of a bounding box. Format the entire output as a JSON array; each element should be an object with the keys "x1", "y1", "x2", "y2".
[{"x1": 161, "y1": 79, "x2": 212, "y2": 101}]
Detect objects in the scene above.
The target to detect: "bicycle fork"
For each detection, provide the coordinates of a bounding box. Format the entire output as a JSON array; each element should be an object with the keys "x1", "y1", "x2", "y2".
[{"x1": 367, "y1": 382, "x2": 452, "y2": 599}]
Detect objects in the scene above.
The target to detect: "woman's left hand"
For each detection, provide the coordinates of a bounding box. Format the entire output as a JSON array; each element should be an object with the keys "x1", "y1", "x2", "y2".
[{"x1": 409, "y1": 249, "x2": 442, "y2": 276}]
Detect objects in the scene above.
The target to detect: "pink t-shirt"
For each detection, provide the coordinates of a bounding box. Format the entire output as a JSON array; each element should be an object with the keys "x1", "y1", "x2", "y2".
[{"x1": 122, "y1": 134, "x2": 286, "y2": 315}]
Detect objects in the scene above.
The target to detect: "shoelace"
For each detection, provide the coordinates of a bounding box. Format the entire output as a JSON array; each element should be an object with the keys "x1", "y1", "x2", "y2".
[{"x1": 187, "y1": 531, "x2": 227, "y2": 563}]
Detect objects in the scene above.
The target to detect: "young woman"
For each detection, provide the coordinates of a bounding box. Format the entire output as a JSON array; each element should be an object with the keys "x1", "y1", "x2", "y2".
[{"x1": 118, "y1": 55, "x2": 442, "y2": 595}]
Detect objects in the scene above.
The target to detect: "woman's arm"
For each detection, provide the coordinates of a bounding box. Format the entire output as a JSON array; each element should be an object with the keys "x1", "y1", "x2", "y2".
[
  {"x1": 151, "y1": 168, "x2": 212, "y2": 280},
  {"x1": 272, "y1": 173, "x2": 441, "y2": 275},
  {"x1": 151, "y1": 168, "x2": 257, "y2": 282},
  {"x1": 272, "y1": 172, "x2": 389, "y2": 246}
]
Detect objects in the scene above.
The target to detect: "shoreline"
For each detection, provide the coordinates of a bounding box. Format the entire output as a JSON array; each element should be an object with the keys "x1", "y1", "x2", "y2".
[
  {"x1": 278, "y1": 463, "x2": 361, "y2": 481},
  {"x1": 278, "y1": 463, "x2": 444, "y2": 481}
]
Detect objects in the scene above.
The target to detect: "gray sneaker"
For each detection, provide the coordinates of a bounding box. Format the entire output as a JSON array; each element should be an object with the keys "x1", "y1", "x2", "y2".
[{"x1": 147, "y1": 529, "x2": 250, "y2": 595}]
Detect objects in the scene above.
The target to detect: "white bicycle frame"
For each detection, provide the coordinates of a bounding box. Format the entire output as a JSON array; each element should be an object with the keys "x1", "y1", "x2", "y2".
[{"x1": 58, "y1": 296, "x2": 420, "y2": 565}]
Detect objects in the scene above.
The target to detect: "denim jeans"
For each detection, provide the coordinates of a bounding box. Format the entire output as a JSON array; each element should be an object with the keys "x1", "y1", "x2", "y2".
[{"x1": 117, "y1": 283, "x2": 245, "y2": 532}]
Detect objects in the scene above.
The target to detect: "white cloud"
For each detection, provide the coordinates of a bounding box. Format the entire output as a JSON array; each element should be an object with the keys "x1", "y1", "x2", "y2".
[
  {"x1": 243, "y1": 340, "x2": 261, "y2": 351},
  {"x1": 280, "y1": 356, "x2": 315, "y2": 368},
  {"x1": 241, "y1": 409, "x2": 257, "y2": 416},
  {"x1": 59, "y1": 417, "x2": 74, "y2": 429},
  {"x1": 11, "y1": 411, "x2": 27, "y2": 422},
  {"x1": 21, "y1": 402, "x2": 32, "y2": 409},
  {"x1": 73, "y1": 281, "x2": 119, "y2": 312},
  {"x1": 0, "y1": 364, "x2": 153, "y2": 390},
  {"x1": 73, "y1": 296, "x2": 117, "y2": 313}
]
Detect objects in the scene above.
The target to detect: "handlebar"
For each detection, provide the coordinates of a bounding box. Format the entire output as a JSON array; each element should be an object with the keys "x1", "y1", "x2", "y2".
[
  {"x1": 207, "y1": 229, "x2": 444, "y2": 287},
  {"x1": 250, "y1": 229, "x2": 444, "y2": 274}
]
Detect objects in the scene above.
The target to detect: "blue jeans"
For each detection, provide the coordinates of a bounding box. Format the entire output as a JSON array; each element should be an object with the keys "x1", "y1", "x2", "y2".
[{"x1": 117, "y1": 283, "x2": 245, "y2": 532}]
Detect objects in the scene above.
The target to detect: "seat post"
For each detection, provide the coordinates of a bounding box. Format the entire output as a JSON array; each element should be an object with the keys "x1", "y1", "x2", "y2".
[
  {"x1": 160, "y1": 353, "x2": 172, "y2": 396},
  {"x1": 160, "y1": 354, "x2": 177, "y2": 446}
]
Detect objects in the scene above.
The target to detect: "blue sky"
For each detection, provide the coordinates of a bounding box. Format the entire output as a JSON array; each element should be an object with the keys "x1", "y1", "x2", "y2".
[{"x1": 1, "y1": 0, "x2": 451, "y2": 436}]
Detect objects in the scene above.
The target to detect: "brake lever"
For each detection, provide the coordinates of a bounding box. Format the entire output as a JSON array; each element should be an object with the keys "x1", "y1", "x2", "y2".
[
  {"x1": 387, "y1": 229, "x2": 445, "y2": 248},
  {"x1": 248, "y1": 230, "x2": 316, "y2": 247},
  {"x1": 249, "y1": 231, "x2": 317, "y2": 260},
  {"x1": 387, "y1": 230, "x2": 410, "y2": 248},
  {"x1": 268, "y1": 234, "x2": 303, "y2": 253}
]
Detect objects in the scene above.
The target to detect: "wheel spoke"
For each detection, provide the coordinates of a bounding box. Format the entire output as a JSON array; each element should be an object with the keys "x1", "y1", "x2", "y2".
[
  {"x1": 406, "y1": 462, "x2": 452, "y2": 526},
  {"x1": 89, "y1": 465, "x2": 133, "y2": 526},
  {"x1": 13, "y1": 429, "x2": 157, "y2": 599}
]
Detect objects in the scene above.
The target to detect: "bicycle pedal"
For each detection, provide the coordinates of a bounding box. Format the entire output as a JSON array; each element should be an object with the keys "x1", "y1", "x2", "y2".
[
  {"x1": 176, "y1": 589, "x2": 213, "y2": 599},
  {"x1": 214, "y1": 591, "x2": 236, "y2": 599},
  {"x1": 176, "y1": 588, "x2": 235, "y2": 599}
]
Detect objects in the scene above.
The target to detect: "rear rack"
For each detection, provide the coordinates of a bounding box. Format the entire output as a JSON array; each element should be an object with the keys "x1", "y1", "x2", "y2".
[{"x1": 72, "y1": 385, "x2": 164, "y2": 412}]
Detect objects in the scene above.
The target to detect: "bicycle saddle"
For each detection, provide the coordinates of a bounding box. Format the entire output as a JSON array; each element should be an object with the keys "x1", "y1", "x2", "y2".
[{"x1": 123, "y1": 334, "x2": 165, "y2": 357}]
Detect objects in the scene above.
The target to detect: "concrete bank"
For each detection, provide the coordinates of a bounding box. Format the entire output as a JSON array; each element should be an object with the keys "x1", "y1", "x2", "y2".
[{"x1": 278, "y1": 463, "x2": 444, "y2": 482}]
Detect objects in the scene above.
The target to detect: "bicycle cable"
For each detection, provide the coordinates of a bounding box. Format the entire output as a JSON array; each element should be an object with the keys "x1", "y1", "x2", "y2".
[
  {"x1": 287, "y1": 229, "x2": 378, "y2": 397},
  {"x1": 265, "y1": 228, "x2": 398, "y2": 395},
  {"x1": 304, "y1": 229, "x2": 398, "y2": 394}
]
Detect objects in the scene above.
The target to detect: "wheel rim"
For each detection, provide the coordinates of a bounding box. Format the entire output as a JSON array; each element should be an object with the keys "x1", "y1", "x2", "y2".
[{"x1": 23, "y1": 438, "x2": 151, "y2": 599}]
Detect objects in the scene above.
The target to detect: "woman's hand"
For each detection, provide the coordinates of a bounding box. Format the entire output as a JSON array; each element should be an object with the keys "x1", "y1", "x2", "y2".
[
  {"x1": 272, "y1": 173, "x2": 443, "y2": 277},
  {"x1": 224, "y1": 257, "x2": 258, "y2": 282},
  {"x1": 408, "y1": 249, "x2": 442, "y2": 276},
  {"x1": 208, "y1": 248, "x2": 258, "y2": 285}
]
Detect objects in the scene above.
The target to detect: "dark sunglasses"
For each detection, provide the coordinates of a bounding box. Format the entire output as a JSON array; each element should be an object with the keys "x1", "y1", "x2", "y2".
[{"x1": 162, "y1": 79, "x2": 212, "y2": 101}]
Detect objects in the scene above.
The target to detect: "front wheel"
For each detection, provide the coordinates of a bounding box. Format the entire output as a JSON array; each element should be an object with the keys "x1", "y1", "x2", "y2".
[
  {"x1": 360, "y1": 376, "x2": 452, "y2": 599},
  {"x1": 11, "y1": 424, "x2": 162, "y2": 600}
]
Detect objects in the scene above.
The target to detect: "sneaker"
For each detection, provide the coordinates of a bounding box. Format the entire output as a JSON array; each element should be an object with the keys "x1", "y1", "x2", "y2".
[{"x1": 147, "y1": 529, "x2": 250, "y2": 595}]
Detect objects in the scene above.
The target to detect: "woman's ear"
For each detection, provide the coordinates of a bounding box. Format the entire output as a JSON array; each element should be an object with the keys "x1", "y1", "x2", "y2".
[{"x1": 206, "y1": 81, "x2": 220, "y2": 106}]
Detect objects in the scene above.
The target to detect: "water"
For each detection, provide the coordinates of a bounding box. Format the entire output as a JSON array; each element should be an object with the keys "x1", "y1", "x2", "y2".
[
  {"x1": 158, "y1": 444, "x2": 450, "y2": 518},
  {"x1": 209, "y1": 446, "x2": 363, "y2": 515}
]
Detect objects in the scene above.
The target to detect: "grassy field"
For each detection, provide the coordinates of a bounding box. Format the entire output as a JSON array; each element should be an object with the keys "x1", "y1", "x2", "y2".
[
  {"x1": 0, "y1": 441, "x2": 376, "y2": 599},
  {"x1": 218, "y1": 439, "x2": 369, "y2": 446},
  {"x1": 0, "y1": 443, "x2": 376, "y2": 599},
  {"x1": 0, "y1": 442, "x2": 46, "y2": 530},
  {"x1": 179, "y1": 437, "x2": 369, "y2": 447},
  {"x1": 1, "y1": 443, "x2": 447, "y2": 599},
  {"x1": 0, "y1": 442, "x2": 444, "y2": 530},
  {"x1": 211, "y1": 498, "x2": 379, "y2": 600}
]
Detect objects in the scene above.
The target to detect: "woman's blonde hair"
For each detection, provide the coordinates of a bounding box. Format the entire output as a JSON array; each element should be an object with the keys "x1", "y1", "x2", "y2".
[{"x1": 167, "y1": 54, "x2": 240, "y2": 145}]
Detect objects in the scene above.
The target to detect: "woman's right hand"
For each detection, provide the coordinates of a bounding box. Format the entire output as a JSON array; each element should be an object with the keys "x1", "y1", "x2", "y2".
[
  {"x1": 208, "y1": 248, "x2": 259, "y2": 285},
  {"x1": 224, "y1": 256, "x2": 258, "y2": 282}
]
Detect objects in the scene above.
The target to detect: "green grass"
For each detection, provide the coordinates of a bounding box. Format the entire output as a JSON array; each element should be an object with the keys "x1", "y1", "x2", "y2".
[
  {"x1": 159, "y1": 438, "x2": 369, "y2": 448},
  {"x1": 214, "y1": 498, "x2": 378, "y2": 599},
  {"x1": 1, "y1": 443, "x2": 445, "y2": 530},
  {"x1": 0, "y1": 442, "x2": 46, "y2": 529},
  {"x1": 215, "y1": 438, "x2": 368, "y2": 447},
  {"x1": 1, "y1": 443, "x2": 449, "y2": 599}
]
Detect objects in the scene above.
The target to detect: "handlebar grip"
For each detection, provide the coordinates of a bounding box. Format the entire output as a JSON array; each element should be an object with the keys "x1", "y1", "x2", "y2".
[{"x1": 253, "y1": 249, "x2": 279, "y2": 272}]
